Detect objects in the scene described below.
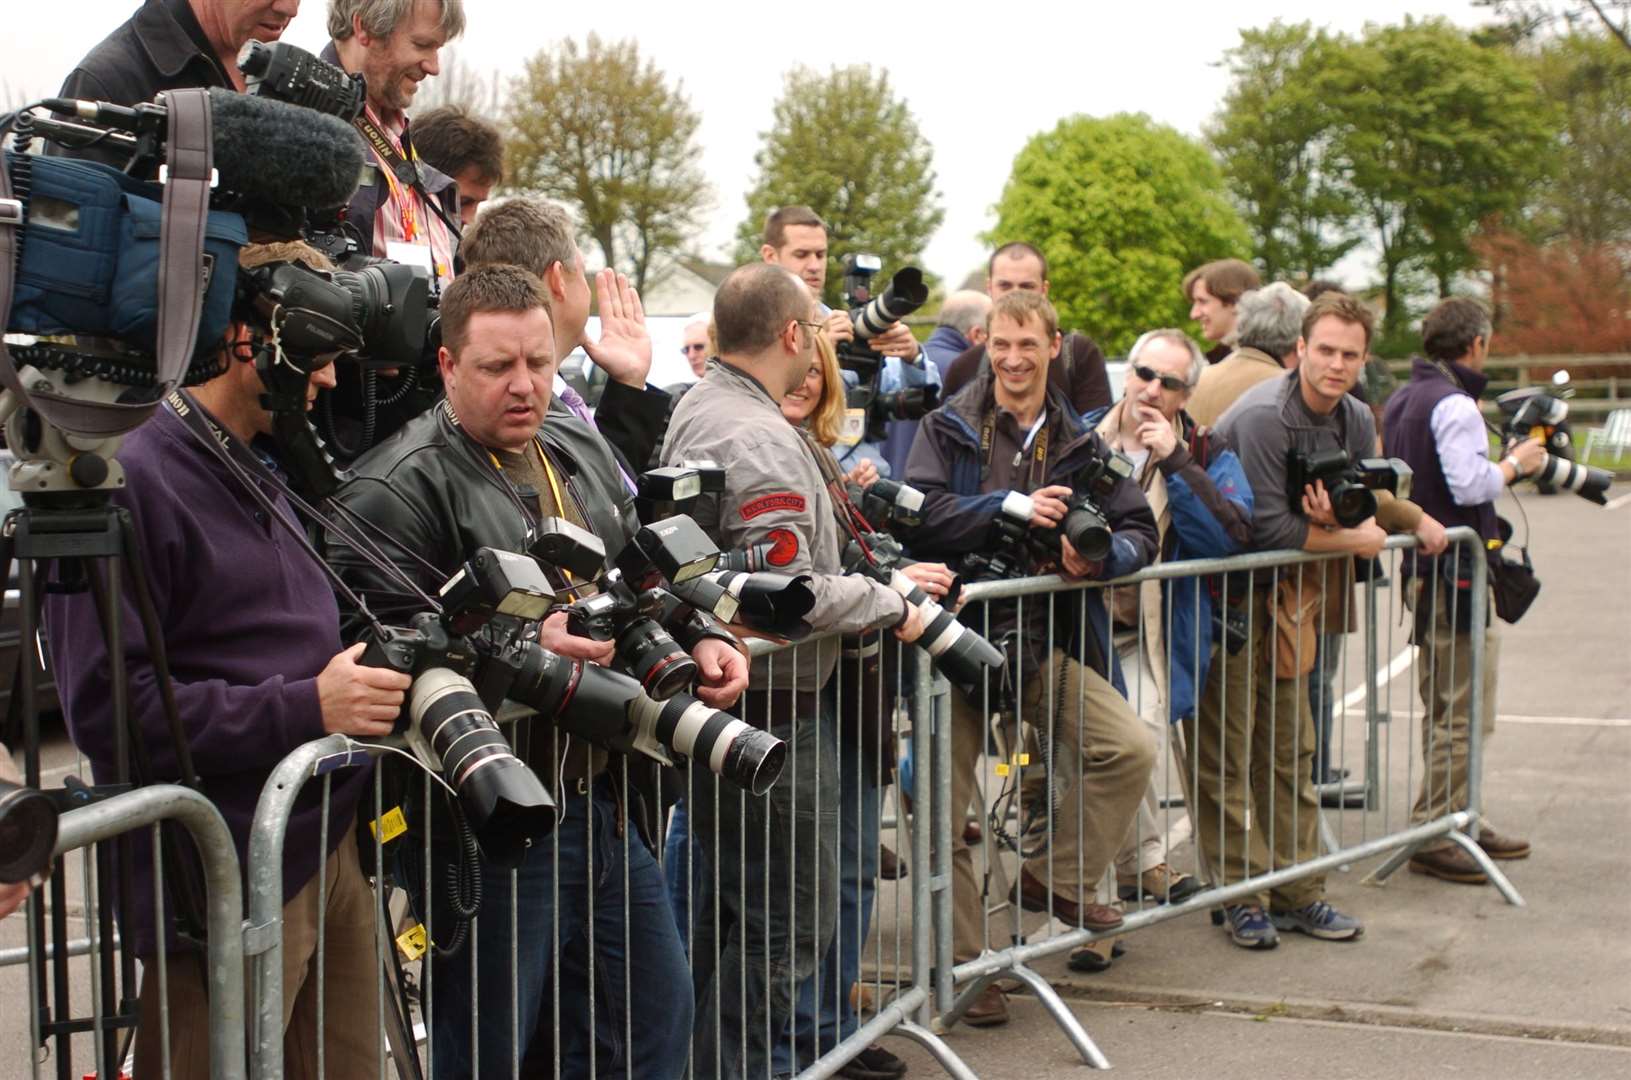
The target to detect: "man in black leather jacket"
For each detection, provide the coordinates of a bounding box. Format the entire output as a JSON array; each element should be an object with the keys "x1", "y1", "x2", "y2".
[{"x1": 328, "y1": 264, "x2": 747, "y2": 1080}]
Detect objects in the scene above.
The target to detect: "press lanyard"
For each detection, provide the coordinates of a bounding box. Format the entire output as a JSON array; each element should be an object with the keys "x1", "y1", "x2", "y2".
[{"x1": 487, "y1": 435, "x2": 579, "y2": 581}]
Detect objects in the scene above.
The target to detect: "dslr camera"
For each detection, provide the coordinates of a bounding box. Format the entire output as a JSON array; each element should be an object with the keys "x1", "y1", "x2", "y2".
[
  {"x1": 838, "y1": 254, "x2": 937, "y2": 442},
  {"x1": 1496, "y1": 373, "x2": 1612, "y2": 505},
  {"x1": 1286, "y1": 448, "x2": 1413, "y2": 528}
]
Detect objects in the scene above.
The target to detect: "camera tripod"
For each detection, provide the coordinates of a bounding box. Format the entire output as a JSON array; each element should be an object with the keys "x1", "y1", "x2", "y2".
[{"x1": 0, "y1": 419, "x2": 206, "y2": 1080}]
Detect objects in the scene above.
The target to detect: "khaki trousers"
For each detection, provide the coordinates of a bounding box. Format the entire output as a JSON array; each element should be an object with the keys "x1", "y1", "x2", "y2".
[
  {"x1": 1407, "y1": 580, "x2": 1500, "y2": 848},
  {"x1": 134, "y1": 828, "x2": 381, "y2": 1080},
  {"x1": 1181, "y1": 591, "x2": 1324, "y2": 911},
  {"x1": 949, "y1": 648, "x2": 1154, "y2": 962}
]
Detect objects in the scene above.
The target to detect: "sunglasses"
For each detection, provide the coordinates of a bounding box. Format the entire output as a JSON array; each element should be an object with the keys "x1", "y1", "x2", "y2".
[{"x1": 1132, "y1": 363, "x2": 1189, "y2": 392}]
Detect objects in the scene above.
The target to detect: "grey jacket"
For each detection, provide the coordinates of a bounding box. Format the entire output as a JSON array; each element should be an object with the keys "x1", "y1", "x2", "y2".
[{"x1": 662, "y1": 360, "x2": 908, "y2": 691}]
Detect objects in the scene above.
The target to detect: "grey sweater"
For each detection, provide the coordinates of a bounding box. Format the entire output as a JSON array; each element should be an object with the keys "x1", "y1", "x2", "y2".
[{"x1": 1213, "y1": 371, "x2": 1377, "y2": 553}]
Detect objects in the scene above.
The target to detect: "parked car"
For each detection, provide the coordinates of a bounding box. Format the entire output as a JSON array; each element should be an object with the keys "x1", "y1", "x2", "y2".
[{"x1": 558, "y1": 316, "x2": 702, "y2": 408}]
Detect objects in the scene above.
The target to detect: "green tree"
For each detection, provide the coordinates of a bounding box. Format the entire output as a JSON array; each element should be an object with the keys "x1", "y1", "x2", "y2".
[
  {"x1": 1317, "y1": 20, "x2": 1555, "y2": 336},
  {"x1": 987, "y1": 113, "x2": 1252, "y2": 355},
  {"x1": 506, "y1": 35, "x2": 710, "y2": 292},
  {"x1": 735, "y1": 66, "x2": 943, "y2": 308},
  {"x1": 1208, "y1": 22, "x2": 1360, "y2": 281},
  {"x1": 1527, "y1": 32, "x2": 1631, "y2": 244}
]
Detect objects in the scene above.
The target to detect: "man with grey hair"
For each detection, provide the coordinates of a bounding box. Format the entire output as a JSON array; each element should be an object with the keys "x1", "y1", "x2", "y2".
[
  {"x1": 664, "y1": 263, "x2": 925, "y2": 1080},
  {"x1": 1067, "y1": 329, "x2": 1255, "y2": 972},
  {"x1": 324, "y1": 0, "x2": 466, "y2": 285},
  {"x1": 1187, "y1": 282, "x2": 1310, "y2": 427}
]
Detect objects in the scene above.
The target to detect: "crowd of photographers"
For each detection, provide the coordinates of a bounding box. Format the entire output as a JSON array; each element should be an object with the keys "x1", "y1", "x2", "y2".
[{"x1": 3, "y1": 1, "x2": 1590, "y2": 1078}]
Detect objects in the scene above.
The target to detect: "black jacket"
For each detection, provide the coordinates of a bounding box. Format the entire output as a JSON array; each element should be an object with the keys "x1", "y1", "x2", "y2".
[
  {"x1": 327, "y1": 401, "x2": 711, "y2": 845},
  {"x1": 56, "y1": 0, "x2": 234, "y2": 167}
]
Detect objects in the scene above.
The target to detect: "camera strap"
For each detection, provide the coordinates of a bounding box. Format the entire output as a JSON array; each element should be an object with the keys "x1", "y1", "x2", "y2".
[
  {"x1": 0, "y1": 88, "x2": 214, "y2": 436},
  {"x1": 353, "y1": 110, "x2": 463, "y2": 244},
  {"x1": 978, "y1": 407, "x2": 1049, "y2": 489}
]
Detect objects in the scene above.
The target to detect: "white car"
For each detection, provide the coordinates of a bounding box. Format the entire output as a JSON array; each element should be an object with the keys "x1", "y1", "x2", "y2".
[{"x1": 559, "y1": 316, "x2": 701, "y2": 409}]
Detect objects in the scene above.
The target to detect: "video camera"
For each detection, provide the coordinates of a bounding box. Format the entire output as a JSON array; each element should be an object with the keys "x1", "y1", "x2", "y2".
[
  {"x1": 837, "y1": 254, "x2": 936, "y2": 442},
  {"x1": 1497, "y1": 372, "x2": 1612, "y2": 505},
  {"x1": 1286, "y1": 448, "x2": 1413, "y2": 528}
]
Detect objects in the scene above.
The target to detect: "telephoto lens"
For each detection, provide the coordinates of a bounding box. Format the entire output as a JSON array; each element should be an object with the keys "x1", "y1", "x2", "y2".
[
  {"x1": 1059, "y1": 498, "x2": 1112, "y2": 562},
  {"x1": 405, "y1": 668, "x2": 556, "y2": 867},
  {"x1": 852, "y1": 267, "x2": 929, "y2": 340},
  {"x1": 505, "y1": 645, "x2": 787, "y2": 794},
  {"x1": 878, "y1": 567, "x2": 1005, "y2": 696},
  {"x1": 673, "y1": 570, "x2": 815, "y2": 638},
  {"x1": 1531, "y1": 454, "x2": 1611, "y2": 505},
  {"x1": 0, "y1": 780, "x2": 58, "y2": 885}
]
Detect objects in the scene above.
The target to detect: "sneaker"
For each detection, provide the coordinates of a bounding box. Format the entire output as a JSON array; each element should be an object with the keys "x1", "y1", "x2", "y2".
[
  {"x1": 1223, "y1": 904, "x2": 1280, "y2": 950},
  {"x1": 837, "y1": 1042, "x2": 908, "y2": 1079},
  {"x1": 1270, "y1": 900, "x2": 1364, "y2": 941}
]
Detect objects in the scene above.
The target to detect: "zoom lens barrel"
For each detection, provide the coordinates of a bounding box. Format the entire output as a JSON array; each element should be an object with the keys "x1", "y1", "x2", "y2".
[
  {"x1": 1533, "y1": 454, "x2": 1612, "y2": 505},
  {"x1": 851, "y1": 268, "x2": 929, "y2": 340},
  {"x1": 882, "y1": 569, "x2": 1005, "y2": 696},
  {"x1": 407, "y1": 667, "x2": 555, "y2": 866},
  {"x1": 0, "y1": 780, "x2": 58, "y2": 885},
  {"x1": 616, "y1": 618, "x2": 697, "y2": 700},
  {"x1": 631, "y1": 694, "x2": 787, "y2": 797}
]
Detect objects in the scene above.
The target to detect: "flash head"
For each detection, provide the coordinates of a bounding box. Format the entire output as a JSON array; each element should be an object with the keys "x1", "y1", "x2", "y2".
[
  {"x1": 629, "y1": 515, "x2": 720, "y2": 585},
  {"x1": 530, "y1": 517, "x2": 608, "y2": 582},
  {"x1": 439, "y1": 547, "x2": 555, "y2": 634}
]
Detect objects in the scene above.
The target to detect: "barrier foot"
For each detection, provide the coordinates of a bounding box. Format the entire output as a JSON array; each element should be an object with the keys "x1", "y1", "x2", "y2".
[
  {"x1": 1005, "y1": 962, "x2": 1111, "y2": 1069},
  {"x1": 1445, "y1": 831, "x2": 1527, "y2": 908},
  {"x1": 890, "y1": 1022, "x2": 982, "y2": 1080},
  {"x1": 1361, "y1": 839, "x2": 1423, "y2": 887}
]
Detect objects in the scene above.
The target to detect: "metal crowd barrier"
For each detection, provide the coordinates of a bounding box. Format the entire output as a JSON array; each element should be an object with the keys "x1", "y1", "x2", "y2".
[
  {"x1": 2, "y1": 784, "x2": 246, "y2": 1080},
  {"x1": 219, "y1": 526, "x2": 1511, "y2": 1079},
  {"x1": 930, "y1": 526, "x2": 1518, "y2": 1069}
]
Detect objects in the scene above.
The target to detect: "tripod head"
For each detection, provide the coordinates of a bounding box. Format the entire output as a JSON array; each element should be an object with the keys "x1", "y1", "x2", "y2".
[{"x1": 0, "y1": 368, "x2": 129, "y2": 507}]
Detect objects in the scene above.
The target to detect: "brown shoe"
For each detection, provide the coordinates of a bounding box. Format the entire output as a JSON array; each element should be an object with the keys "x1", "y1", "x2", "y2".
[
  {"x1": 1408, "y1": 844, "x2": 1488, "y2": 885},
  {"x1": 1010, "y1": 867, "x2": 1124, "y2": 931},
  {"x1": 877, "y1": 845, "x2": 908, "y2": 880},
  {"x1": 961, "y1": 984, "x2": 1009, "y2": 1027},
  {"x1": 1476, "y1": 827, "x2": 1531, "y2": 860},
  {"x1": 962, "y1": 819, "x2": 983, "y2": 845}
]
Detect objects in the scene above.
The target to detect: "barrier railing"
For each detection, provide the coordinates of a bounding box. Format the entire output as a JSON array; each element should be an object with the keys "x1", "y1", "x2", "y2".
[
  {"x1": 220, "y1": 526, "x2": 1511, "y2": 1078},
  {"x1": 3, "y1": 784, "x2": 246, "y2": 1080},
  {"x1": 930, "y1": 527, "x2": 1517, "y2": 1069}
]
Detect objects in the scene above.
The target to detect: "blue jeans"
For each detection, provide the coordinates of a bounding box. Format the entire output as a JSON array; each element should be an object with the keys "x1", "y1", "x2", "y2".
[
  {"x1": 425, "y1": 776, "x2": 693, "y2": 1079},
  {"x1": 664, "y1": 797, "x2": 712, "y2": 954},
  {"x1": 773, "y1": 736, "x2": 884, "y2": 1075},
  {"x1": 687, "y1": 693, "x2": 839, "y2": 1080}
]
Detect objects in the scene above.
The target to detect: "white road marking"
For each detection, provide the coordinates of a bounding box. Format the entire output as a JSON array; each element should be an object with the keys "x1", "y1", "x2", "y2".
[{"x1": 1604, "y1": 491, "x2": 1631, "y2": 511}]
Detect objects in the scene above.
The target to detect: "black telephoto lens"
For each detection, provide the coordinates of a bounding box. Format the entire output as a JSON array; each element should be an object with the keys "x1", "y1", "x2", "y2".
[
  {"x1": 1060, "y1": 502, "x2": 1113, "y2": 562},
  {"x1": 616, "y1": 618, "x2": 697, "y2": 700},
  {"x1": 0, "y1": 780, "x2": 58, "y2": 885},
  {"x1": 1325, "y1": 482, "x2": 1379, "y2": 528},
  {"x1": 407, "y1": 668, "x2": 555, "y2": 867}
]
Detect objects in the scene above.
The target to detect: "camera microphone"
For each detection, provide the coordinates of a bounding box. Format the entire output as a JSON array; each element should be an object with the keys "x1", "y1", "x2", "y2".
[{"x1": 43, "y1": 88, "x2": 365, "y2": 213}]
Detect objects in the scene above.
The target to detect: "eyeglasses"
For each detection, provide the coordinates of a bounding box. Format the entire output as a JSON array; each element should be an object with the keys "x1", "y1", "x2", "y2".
[
  {"x1": 1131, "y1": 363, "x2": 1190, "y2": 392},
  {"x1": 793, "y1": 318, "x2": 826, "y2": 336},
  {"x1": 682, "y1": 343, "x2": 708, "y2": 355}
]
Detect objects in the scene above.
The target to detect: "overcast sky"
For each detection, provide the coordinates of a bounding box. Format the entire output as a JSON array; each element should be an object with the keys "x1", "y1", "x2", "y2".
[{"x1": 13, "y1": 1, "x2": 1493, "y2": 286}]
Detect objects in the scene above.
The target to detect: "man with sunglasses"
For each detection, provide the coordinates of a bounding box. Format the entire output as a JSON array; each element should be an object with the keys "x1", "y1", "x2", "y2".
[
  {"x1": 1069, "y1": 330, "x2": 1255, "y2": 971},
  {"x1": 904, "y1": 289, "x2": 1159, "y2": 1025}
]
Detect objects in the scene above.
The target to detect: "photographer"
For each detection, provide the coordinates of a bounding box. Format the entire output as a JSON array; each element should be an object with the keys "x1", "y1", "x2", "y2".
[
  {"x1": 1203, "y1": 292, "x2": 1446, "y2": 949},
  {"x1": 905, "y1": 290, "x2": 1158, "y2": 1025},
  {"x1": 759, "y1": 205, "x2": 941, "y2": 480},
  {"x1": 56, "y1": 0, "x2": 300, "y2": 166},
  {"x1": 409, "y1": 103, "x2": 504, "y2": 227},
  {"x1": 662, "y1": 263, "x2": 925, "y2": 1080},
  {"x1": 43, "y1": 241, "x2": 408, "y2": 1079},
  {"x1": 1385, "y1": 297, "x2": 1542, "y2": 885},
  {"x1": 460, "y1": 196, "x2": 673, "y2": 478},
  {"x1": 1069, "y1": 329, "x2": 1254, "y2": 971},
  {"x1": 328, "y1": 264, "x2": 742, "y2": 1078},
  {"x1": 323, "y1": 0, "x2": 465, "y2": 285}
]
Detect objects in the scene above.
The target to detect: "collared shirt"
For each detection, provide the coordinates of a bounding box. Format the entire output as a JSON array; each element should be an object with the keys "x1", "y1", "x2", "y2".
[
  {"x1": 364, "y1": 105, "x2": 457, "y2": 289},
  {"x1": 1429, "y1": 392, "x2": 1504, "y2": 506}
]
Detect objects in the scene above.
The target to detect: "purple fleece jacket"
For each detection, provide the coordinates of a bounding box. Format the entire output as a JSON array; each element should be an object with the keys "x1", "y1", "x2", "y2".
[{"x1": 44, "y1": 402, "x2": 368, "y2": 957}]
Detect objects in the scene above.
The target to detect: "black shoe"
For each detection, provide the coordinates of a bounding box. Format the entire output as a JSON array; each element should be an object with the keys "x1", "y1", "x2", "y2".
[
  {"x1": 837, "y1": 1042, "x2": 908, "y2": 1079},
  {"x1": 1320, "y1": 787, "x2": 1368, "y2": 809}
]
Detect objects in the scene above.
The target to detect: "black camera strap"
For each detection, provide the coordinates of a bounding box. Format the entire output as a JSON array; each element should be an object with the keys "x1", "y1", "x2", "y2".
[
  {"x1": 353, "y1": 111, "x2": 463, "y2": 243},
  {"x1": 978, "y1": 406, "x2": 1050, "y2": 490}
]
